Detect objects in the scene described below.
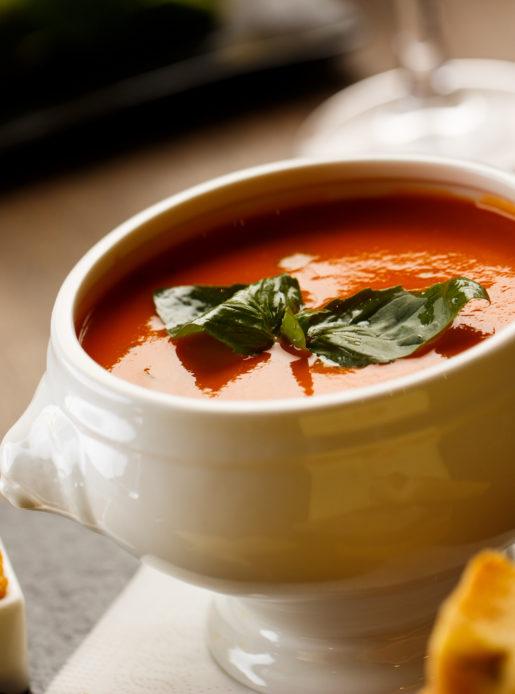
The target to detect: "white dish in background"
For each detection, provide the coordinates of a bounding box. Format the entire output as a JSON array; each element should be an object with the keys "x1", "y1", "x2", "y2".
[
  {"x1": 0, "y1": 538, "x2": 29, "y2": 694},
  {"x1": 297, "y1": 59, "x2": 515, "y2": 170}
]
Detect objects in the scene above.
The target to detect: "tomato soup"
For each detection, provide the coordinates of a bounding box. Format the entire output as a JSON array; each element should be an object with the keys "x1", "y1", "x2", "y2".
[{"x1": 78, "y1": 192, "x2": 515, "y2": 400}]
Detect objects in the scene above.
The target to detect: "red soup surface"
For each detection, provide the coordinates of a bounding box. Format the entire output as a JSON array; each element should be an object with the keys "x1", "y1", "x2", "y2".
[{"x1": 79, "y1": 191, "x2": 515, "y2": 400}]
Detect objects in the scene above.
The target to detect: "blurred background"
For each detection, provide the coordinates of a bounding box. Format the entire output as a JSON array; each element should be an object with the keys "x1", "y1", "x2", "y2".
[
  {"x1": 1, "y1": 0, "x2": 514, "y2": 187},
  {"x1": 0, "y1": 0, "x2": 361, "y2": 186},
  {"x1": 2, "y1": 1, "x2": 515, "y2": 691}
]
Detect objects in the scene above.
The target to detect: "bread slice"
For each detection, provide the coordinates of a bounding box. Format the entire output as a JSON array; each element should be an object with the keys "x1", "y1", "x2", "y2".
[
  {"x1": 424, "y1": 550, "x2": 515, "y2": 694},
  {"x1": 0, "y1": 551, "x2": 7, "y2": 599}
]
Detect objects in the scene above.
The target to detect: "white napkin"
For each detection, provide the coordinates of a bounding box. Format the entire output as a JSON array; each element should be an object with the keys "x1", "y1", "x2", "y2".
[{"x1": 45, "y1": 564, "x2": 252, "y2": 694}]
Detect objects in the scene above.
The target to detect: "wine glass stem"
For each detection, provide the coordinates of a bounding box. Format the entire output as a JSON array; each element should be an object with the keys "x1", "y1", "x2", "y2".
[{"x1": 393, "y1": 0, "x2": 447, "y2": 98}]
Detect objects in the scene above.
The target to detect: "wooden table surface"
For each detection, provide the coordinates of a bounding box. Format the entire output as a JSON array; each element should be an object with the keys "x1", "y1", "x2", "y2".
[{"x1": 2, "y1": 0, "x2": 515, "y2": 691}]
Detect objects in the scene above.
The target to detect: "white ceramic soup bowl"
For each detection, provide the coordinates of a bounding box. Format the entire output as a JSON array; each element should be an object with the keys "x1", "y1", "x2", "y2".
[{"x1": 3, "y1": 156, "x2": 515, "y2": 694}]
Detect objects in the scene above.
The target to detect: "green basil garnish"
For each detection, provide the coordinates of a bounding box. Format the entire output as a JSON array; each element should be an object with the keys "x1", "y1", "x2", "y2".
[
  {"x1": 154, "y1": 274, "x2": 303, "y2": 355},
  {"x1": 296, "y1": 278, "x2": 489, "y2": 367},
  {"x1": 153, "y1": 275, "x2": 489, "y2": 366}
]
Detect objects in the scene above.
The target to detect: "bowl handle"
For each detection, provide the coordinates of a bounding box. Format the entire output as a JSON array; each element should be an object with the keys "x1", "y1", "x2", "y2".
[{"x1": 0, "y1": 373, "x2": 97, "y2": 529}]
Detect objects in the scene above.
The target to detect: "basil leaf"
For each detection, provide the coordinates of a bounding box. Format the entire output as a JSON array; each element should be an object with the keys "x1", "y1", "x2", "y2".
[
  {"x1": 154, "y1": 274, "x2": 489, "y2": 367},
  {"x1": 280, "y1": 305, "x2": 307, "y2": 349},
  {"x1": 154, "y1": 284, "x2": 246, "y2": 334},
  {"x1": 154, "y1": 274, "x2": 303, "y2": 355},
  {"x1": 299, "y1": 277, "x2": 489, "y2": 367}
]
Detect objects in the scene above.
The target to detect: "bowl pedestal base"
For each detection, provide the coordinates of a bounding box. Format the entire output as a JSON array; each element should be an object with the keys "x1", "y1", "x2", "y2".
[{"x1": 207, "y1": 574, "x2": 458, "y2": 694}]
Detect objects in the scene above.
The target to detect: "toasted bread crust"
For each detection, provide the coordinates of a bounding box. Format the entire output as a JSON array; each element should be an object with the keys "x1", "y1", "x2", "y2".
[
  {"x1": 424, "y1": 551, "x2": 515, "y2": 694},
  {"x1": 0, "y1": 550, "x2": 7, "y2": 599}
]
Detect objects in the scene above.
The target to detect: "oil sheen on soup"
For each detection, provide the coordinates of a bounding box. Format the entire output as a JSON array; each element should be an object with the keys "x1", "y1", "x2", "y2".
[{"x1": 78, "y1": 192, "x2": 515, "y2": 400}]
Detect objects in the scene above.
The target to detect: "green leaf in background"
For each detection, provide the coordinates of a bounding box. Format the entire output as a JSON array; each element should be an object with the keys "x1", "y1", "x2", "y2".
[
  {"x1": 0, "y1": 0, "x2": 219, "y2": 115},
  {"x1": 154, "y1": 275, "x2": 489, "y2": 366},
  {"x1": 298, "y1": 277, "x2": 490, "y2": 367},
  {"x1": 154, "y1": 274, "x2": 303, "y2": 355}
]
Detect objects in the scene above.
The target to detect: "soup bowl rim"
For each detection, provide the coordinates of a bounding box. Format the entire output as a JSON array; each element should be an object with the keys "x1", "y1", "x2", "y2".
[{"x1": 52, "y1": 154, "x2": 515, "y2": 416}]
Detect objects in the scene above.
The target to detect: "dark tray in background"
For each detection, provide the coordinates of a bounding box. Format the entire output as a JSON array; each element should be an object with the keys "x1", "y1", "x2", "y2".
[{"x1": 0, "y1": 0, "x2": 361, "y2": 187}]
